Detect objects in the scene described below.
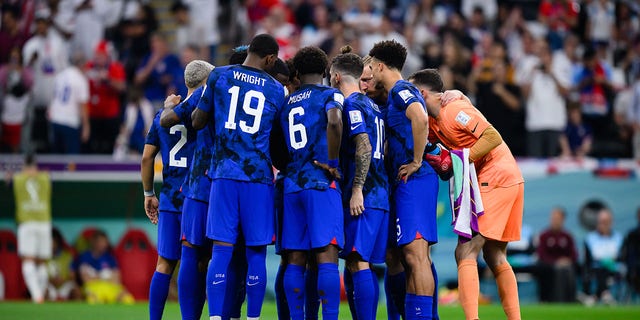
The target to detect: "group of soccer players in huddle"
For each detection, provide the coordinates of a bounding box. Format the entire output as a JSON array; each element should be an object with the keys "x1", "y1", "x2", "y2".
[{"x1": 141, "y1": 33, "x2": 525, "y2": 320}]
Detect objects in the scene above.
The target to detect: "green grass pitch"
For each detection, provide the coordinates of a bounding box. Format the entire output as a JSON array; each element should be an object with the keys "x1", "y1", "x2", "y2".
[{"x1": 1, "y1": 301, "x2": 639, "y2": 320}]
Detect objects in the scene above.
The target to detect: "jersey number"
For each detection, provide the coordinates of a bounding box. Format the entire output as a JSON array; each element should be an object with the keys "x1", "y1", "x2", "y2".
[
  {"x1": 288, "y1": 107, "x2": 307, "y2": 149},
  {"x1": 373, "y1": 116, "x2": 385, "y2": 159},
  {"x1": 169, "y1": 125, "x2": 187, "y2": 167},
  {"x1": 224, "y1": 86, "x2": 265, "y2": 134}
]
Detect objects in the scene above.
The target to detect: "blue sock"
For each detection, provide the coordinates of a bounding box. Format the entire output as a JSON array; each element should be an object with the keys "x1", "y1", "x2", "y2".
[
  {"x1": 178, "y1": 246, "x2": 204, "y2": 320},
  {"x1": 284, "y1": 264, "x2": 305, "y2": 320},
  {"x1": 317, "y1": 263, "x2": 340, "y2": 320},
  {"x1": 431, "y1": 262, "x2": 439, "y2": 320},
  {"x1": 149, "y1": 271, "x2": 171, "y2": 320},
  {"x1": 371, "y1": 269, "x2": 380, "y2": 317},
  {"x1": 223, "y1": 247, "x2": 246, "y2": 319},
  {"x1": 384, "y1": 270, "x2": 400, "y2": 320},
  {"x1": 275, "y1": 263, "x2": 290, "y2": 320},
  {"x1": 387, "y1": 271, "x2": 406, "y2": 319},
  {"x1": 245, "y1": 246, "x2": 267, "y2": 318},
  {"x1": 305, "y1": 266, "x2": 319, "y2": 320},
  {"x1": 343, "y1": 267, "x2": 357, "y2": 319},
  {"x1": 405, "y1": 294, "x2": 433, "y2": 320},
  {"x1": 206, "y1": 245, "x2": 233, "y2": 317},
  {"x1": 353, "y1": 269, "x2": 376, "y2": 320}
]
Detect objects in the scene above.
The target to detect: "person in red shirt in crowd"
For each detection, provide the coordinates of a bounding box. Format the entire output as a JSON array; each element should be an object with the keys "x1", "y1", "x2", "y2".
[
  {"x1": 85, "y1": 40, "x2": 126, "y2": 154},
  {"x1": 535, "y1": 207, "x2": 578, "y2": 302},
  {"x1": 538, "y1": 0, "x2": 579, "y2": 50},
  {"x1": 0, "y1": 4, "x2": 29, "y2": 65}
]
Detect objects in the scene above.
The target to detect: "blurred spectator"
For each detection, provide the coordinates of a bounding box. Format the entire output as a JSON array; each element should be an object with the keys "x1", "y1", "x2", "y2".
[
  {"x1": 170, "y1": 1, "x2": 196, "y2": 55},
  {"x1": 552, "y1": 33, "x2": 580, "y2": 95},
  {"x1": 440, "y1": 11, "x2": 475, "y2": 51},
  {"x1": 559, "y1": 103, "x2": 593, "y2": 159},
  {"x1": 522, "y1": 40, "x2": 568, "y2": 158},
  {"x1": 48, "y1": 52, "x2": 90, "y2": 154},
  {"x1": 0, "y1": 47, "x2": 33, "y2": 153},
  {"x1": 538, "y1": 0, "x2": 579, "y2": 50},
  {"x1": 113, "y1": 87, "x2": 154, "y2": 158},
  {"x1": 582, "y1": 208, "x2": 623, "y2": 305},
  {"x1": 461, "y1": 0, "x2": 497, "y2": 23},
  {"x1": 620, "y1": 207, "x2": 640, "y2": 299},
  {"x1": 173, "y1": 44, "x2": 199, "y2": 98},
  {"x1": 180, "y1": 0, "x2": 220, "y2": 62},
  {"x1": 72, "y1": 230, "x2": 134, "y2": 304},
  {"x1": 134, "y1": 33, "x2": 181, "y2": 109},
  {"x1": 12, "y1": 153, "x2": 52, "y2": 303},
  {"x1": 256, "y1": 4, "x2": 296, "y2": 55},
  {"x1": 630, "y1": 72, "x2": 640, "y2": 160},
  {"x1": 85, "y1": 41, "x2": 125, "y2": 154},
  {"x1": 439, "y1": 35, "x2": 472, "y2": 92},
  {"x1": 116, "y1": 4, "x2": 157, "y2": 85},
  {"x1": 574, "y1": 47, "x2": 613, "y2": 123},
  {"x1": 585, "y1": 0, "x2": 615, "y2": 49},
  {"x1": 343, "y1": 0, "x2": 382, "y2": 35},
  {"x1": 536, "y1": 207, "x2": 578, "y2": 302},
  {"x1": 47, "y1": 228, "x2": 79, "y2": 301},
  {"x1": 513, "y1": 29, "x2": 539, "y2": 86},
  {"x1": 319, "y1": 17, "x2": 358, "y2": 59},
  {"x1": 403, "y1": 0, "x2": 446, "y2": 49},
  {"x1": 70, "y1": 0, "x2": 112, "y2": 61},
  {"x1": 0, "y1": 4, "x2": 29, "y2": 64},
  {"x1": 300, "y1": 4, "x2": 331, "y2": 47}
]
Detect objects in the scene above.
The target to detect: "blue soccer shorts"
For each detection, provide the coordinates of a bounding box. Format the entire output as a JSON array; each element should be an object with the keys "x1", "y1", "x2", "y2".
[
  {"x1": 341, "y1": 207, "x2": 388, "y2": 263},
  {"x1": 181, "y1": 197, "x2": 210, "y2": 247},
  {"x1": 206, "y1": 179, "x2": 275, "y2": 246},
  {"x1": 392, "y1": 173, "x2": 439, "y2": 246},
  {"x1": 158, "y1": 210, "x2": 182, "y2": 260},
  {"x1": 282, "y1": 188, "x2": 344, "y2": 251}
]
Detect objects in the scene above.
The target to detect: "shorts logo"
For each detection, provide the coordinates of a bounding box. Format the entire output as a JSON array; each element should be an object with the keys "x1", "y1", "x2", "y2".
[
  {"x1": 396, "y1": 217, "x2": 402, "y2": 243},
  {"x1": 398, "y1": 90, "x2": 414, "y2": 103},
  {"x1": 455, "y1": 110, "x2": 471, "y2": 126}
]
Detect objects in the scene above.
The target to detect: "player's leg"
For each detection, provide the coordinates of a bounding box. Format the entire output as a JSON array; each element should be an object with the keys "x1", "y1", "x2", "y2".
[
  {"x1": 305, "y1": 258, "x2": 319, "y2": 320},
  {"x1": 343, "y1": 265, "x2": 357, "y2": 320},
  {"x1": 274, "y1": 178, "x2": 290, "y2": 320},
  {"x1": 431, "y1": 259, "x2": 439, "y2": 320},
  {"x1": 225, "y1": 241, "x2": 247, "y2": 320},
  {"x1": 18, "y1": 222, "x2": 44, "y2": 303},
  {"x1": 150, "y1": 211, "x2": 180, "y2": 320},
  {"x1": 454, "y1": 235, "x2": 485, "y2": 320},
  {"x1": 315, "y1": 245, "x2": 341, "y2": 320},
  {"x1": 275, "y1": 256, "x2": 290, "y2": 320},
  {"x1": 284, "y1": 250, "x2": 308, "y2": 320},
  {"x1": 385, "y1": 244, "x2": 406, "y2": 319},
  {"x1": 35, "y1": 223, "x2": 52, "y2": 301},
  {"x1": 402, "y1": 239, "x2": 434, "y2": 320},
  {"x1": 483, "y1": 240, "x2": 520, "y2": 320},
  {"x1": 282, "y1": 191, "x2": 310, "y2": 320}
]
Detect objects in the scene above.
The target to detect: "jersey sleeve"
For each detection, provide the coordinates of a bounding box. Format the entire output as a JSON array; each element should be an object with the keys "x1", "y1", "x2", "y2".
[
  {"x1": 196, "y1": 68, "x2": 221, "y2": 114},
  {"x1": 325, "y1": 90, "x2": 344, "y2": 112},
  {"x1": 145, "y1": 116, "x2": 160, "y2": 146},
  {"x1": 345, "y1": 101, "x2": 367, "y2": 138},
  {"x1": 174, "y1": 86, "x2": 203, "y2": 124},
  {"x1": 391, "y1": 85, "x2": 421, "y2": 111},
  {"x1": 447, "y1": 101, "x2": 491, "y2": 140}
]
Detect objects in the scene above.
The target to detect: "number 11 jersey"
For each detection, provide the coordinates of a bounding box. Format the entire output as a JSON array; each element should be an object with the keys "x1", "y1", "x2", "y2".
[{"x1": 197, "y1": 65, "x2": 286, "y2": 184}]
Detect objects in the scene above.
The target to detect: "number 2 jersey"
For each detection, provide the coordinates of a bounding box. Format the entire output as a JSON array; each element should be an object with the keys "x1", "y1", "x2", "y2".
[
  {"x1": 171, "y1": 85, "x2": 213, "y2": 202},
  {"x1": 197, "y1": 65, "x2": 285, "y2": 184},
  {"x1": 145, "y1": 110, "x2": 197, "y2": 212},
  {"x1": 280, "y1": 84, "x2": 344, "y2": 193},
  {"x1": 340, "y1": 92, "x2": 389, "y2": 211}
]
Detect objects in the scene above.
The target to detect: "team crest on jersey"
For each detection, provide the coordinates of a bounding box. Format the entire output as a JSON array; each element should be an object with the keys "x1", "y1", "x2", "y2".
[
  {"x1": 349, "y1": 110, "x2": 363, "y2": 124},
  {"x1": 333, "y1": 93, "x2": 345, "y2": 105},
  {"x1": 398, "y1": 89, "x2": 414, "y2": 103},
  {"x1": 455, "y1": 110, "x2": 471, "y2": 126}
]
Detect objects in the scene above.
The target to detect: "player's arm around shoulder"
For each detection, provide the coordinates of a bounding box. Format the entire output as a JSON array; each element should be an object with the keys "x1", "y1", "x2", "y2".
[{"x1": 160, "y1": 94, "x2": 182, "y2": 127}]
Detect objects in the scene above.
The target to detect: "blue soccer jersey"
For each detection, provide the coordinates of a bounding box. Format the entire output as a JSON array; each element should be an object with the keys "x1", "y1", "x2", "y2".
[
  {"x1": 280, "y1": 84, "x2": 344, "y2": 193},
  {"x1": 340, "y1": 92, "x2": 389, "y2": 211},
  {"x1": 385, "y1": 80, "x2": 435, "y2": 182},
  {"x1": 172, "y1": 86, "x2": 213, "y2": 202},
  {"x1": 196, "y1": 65, "x2": 285, "y2": 184},
  {"x1": 145, "y1": 110, "x2": 196, "y2": 212}
]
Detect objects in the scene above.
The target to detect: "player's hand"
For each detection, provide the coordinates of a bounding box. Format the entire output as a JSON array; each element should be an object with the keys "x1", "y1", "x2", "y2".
[
  {"x1": 397, "y1": 160, "x2": 422, "y2": 183},
  {"x1": 81, "y1": 125, "x2": 90, "y2": 143},
  {"x1": 440, "y1": 90, "x2": 470, "y2": 106},
  {"x1": 164, "y1": 94, "x2": 181, "y2": 109},
  {"x1": 350, "y1": 187, "x2": 365, "y2": 216},
  {"x1": 424, "y1": 148, "x2": 453, "y2": 180},
  {"x1": 313, "y1": 160, "x2": 341, "y2": 181},
  {"x1": 144, "y1": 196, "x2": 159, "y2": 224}
]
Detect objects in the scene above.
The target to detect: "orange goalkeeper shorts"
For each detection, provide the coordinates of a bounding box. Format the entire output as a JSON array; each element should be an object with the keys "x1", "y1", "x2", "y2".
[{"x1": 478, "y1": 182, "x2": 524, "y2": 242}]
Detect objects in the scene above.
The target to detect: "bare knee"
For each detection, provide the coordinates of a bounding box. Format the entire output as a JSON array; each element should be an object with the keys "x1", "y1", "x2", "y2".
[
  {"x1": 346, "y1": 253, "x2": 369, "y2": 274},
  {"x1": 386, "y1": 248, "x2": 404, "y2": 275},
  {"x1": 482, "y1": 240, "x2": 508, "y2": 272},
  {"x1": 455, "y1": 235, "x2": 485, "y2": 264},
  {"x1": 402, "y1": 240, "x2": 430, "y2": 271},
  {"x1": 287, "y1": 250, "x2": 307, "y2": 267},
  {"x1": 156, "y1": 256, "x2": 177, "y2": 274},
  {"x1": 315, "y1": 245, "x2": 339, "y2": 265}
]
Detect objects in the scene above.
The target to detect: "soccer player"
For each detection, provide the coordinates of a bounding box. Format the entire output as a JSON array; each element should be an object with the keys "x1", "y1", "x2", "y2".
[
  {"x1": 330, "y1": 46, "x2": 389, "y2": 320},
  {"x1": 368, "y1": 40, "x2": 439, "y2": 320},
  {"x1": 159, "y1": 59, "x2": 214, "y2": 320},
  {"x1": 141, "y1": 75, "x2": 197, "y2": 320},
  {"x1": 409, "y1": 69, "x2": 524, "y2": 320},
  {"x1": 278, "y1": 46, "x2": 344, "y2": 320},
  {"x1": 192, "y1": 34, "x2": 285, "y2": 320}
]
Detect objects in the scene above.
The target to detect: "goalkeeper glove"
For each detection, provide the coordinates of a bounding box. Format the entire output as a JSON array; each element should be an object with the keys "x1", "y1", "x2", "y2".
[{"x1": 424, "y1": 147, "x2": 453, "y2": 180}]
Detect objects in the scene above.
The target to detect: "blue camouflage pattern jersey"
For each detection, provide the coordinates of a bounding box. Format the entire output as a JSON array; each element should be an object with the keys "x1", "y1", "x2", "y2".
[
  {"x1": 172, "y1": 86, "x2": 213, "y2": 202},
  {"x1": 145, "y1": 110, "x2": 197, "y2": 212},
  {"x1": 385, "y1": 80, "x2": 435, "y2": 183},
  {"x1": 196, "y1": 65, "x2": 286, "y2": 184},
  {"x1": 340, "y1": 92, "x2": 389, "y2": 211},
  {"x1": 281, "y1": 84, "x2": 344, "y2": 193}
]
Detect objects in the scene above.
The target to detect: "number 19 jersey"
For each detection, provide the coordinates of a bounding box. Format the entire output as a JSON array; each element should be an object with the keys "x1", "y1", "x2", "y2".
[
  {"x1": 280, "y1": 84, "x2": 344, "y2": 193},
  {"x1": 145, "y1": 110, "x2": 197, "y2": 212},
  {"x1": 197, "y1": 65, "x2": 285, "y2": 184}
]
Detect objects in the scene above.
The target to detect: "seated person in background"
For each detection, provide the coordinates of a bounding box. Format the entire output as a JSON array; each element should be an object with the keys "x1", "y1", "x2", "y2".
[
  {"x1": 72, "y1": 230, "x2": 134, "y2": 304},
  {"x1": 559, "y1": 103, "x2": 592, "y2": 159},
  {"x1": 582, "y1": 208, "x2": 623, "y2": 305},
  {"x1": 47, "y1": 228, "x2": 80, "y2": 301},
  {"x1": 536, "y1": 207, "x2": 578, "y2": 302},
  {"x1": 620, "y1": 207, "x2": 640, "y2": 299}
]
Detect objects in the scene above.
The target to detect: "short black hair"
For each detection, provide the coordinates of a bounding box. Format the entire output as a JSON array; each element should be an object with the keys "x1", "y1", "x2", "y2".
[
  {"x1": 368, "y1": 40, "x2": 407, "y2": 70},
  {"x1": 249, "y1": 34, "x2": 279, "y2": 58},
  {"x1": 268, "y1": 58, "x2": 290, "y2": 78},
  {"x1": 170, "y1": 1, "x2": 188, "y2": 13},
  {"x1": 407, "y1": 69, "x2": 444, "y2": 92},
  {"x1": 229, "y1": 45, "x2": 249, "y2": 64},
  {"x1": 330, "y1": 45, "x2": 363, "y2": 79},
  {"x1": 293, "y1": 46, "x2": 328, "y2": 76},
  {"x1": 285, "y1": 58, "x2": 297, "y2": 83}
]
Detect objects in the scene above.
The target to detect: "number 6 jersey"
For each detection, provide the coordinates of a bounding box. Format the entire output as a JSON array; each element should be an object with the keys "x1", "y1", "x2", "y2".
[
  {"x1": 197, "y1": 65, "x2": 286, "y2": 184},
  {"x1": 145, "y1": 110, "x2": 197, "y2": 212}
]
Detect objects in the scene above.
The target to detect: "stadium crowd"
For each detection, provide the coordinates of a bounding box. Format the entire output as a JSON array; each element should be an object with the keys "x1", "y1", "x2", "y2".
[{"x1": 1, "y1": 0, "x2": 640, "y2": 159}]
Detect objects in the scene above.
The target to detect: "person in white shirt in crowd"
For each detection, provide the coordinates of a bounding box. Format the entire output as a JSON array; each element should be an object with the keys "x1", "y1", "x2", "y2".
[
  {"x1": 0, "y1": 47, "x2": 33, "y2": 153},
  {"x1": 47, "y1": 51, "x2": 90, "y2": 154},
  {"x1": 181, "y1": 0, "x2": 220, "y2": 62},
  {"x1": 522, "y1": 39, "x2": 568, "y2": 158},
  {"x1": 69, "y1": 0, "x2": 113, "y2": 61}
]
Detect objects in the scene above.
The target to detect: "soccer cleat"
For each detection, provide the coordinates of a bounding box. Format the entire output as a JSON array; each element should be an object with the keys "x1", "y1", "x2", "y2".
[{"x1": 424, "y1": 148, "x2": 453, "y2": 180}]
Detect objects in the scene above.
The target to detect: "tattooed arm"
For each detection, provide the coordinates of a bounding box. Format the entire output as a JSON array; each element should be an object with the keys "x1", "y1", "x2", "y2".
[{"x1": 350, "y1": 133, "x2": 372, "y2": 216}]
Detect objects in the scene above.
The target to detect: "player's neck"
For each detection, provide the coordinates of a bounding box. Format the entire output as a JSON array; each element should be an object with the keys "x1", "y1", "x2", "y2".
[
  {"x1": 242, "y1": 54, "x2": 265, "y2": 71},
  {"x1": 382, "y1": 70, "x2": 403, "y2": 93},
  {"x1": 339, "y1": 82, "x2": 360, "y2": 97},
  {"x1": 299, "y1": 74, "x2": 324, "y2": 86}
]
